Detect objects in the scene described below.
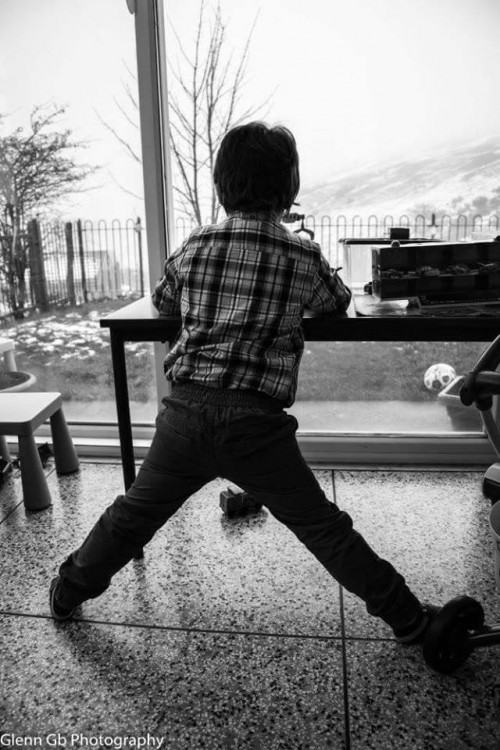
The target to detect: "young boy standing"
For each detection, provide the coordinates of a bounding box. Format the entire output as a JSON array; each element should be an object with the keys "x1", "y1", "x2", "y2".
[{"x1": 50, "y1": 121, "x2": 436, "y2": 645}]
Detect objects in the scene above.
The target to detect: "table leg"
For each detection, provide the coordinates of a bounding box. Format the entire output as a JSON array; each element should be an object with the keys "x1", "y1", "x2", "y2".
[
  {"x1": 110, "y1": 331, "x2": 136, "y2": 490},
  {"x1": 109, "y1": 332, "x2": 145, "y2": 560}
]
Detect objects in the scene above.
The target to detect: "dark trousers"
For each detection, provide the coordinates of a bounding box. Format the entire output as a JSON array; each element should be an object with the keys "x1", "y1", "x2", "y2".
[{"x1": 58, "y1": 390, "x2": 423, "y2": 631}]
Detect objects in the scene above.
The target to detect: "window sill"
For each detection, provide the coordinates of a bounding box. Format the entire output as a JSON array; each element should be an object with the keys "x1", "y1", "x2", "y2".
[{"x1": 5, "y1": 425, "x2": 496, "y2": 468}]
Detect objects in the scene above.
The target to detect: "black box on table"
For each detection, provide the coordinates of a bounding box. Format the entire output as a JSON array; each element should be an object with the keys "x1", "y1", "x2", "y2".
[{"x1": 371, "y1": 239, "x2": 500, "y2": 306}]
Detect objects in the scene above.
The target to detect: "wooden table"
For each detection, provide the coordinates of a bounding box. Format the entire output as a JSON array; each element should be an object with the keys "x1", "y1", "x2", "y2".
[{"x1": 101, "y1": 296, "x2": 500, "y2": 490}]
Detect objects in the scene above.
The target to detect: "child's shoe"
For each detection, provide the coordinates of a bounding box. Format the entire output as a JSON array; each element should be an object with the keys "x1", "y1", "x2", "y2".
[
  {"x1": 393, "y1": 604, "x2": 441, "y2": 645},
  {"x1": 49, "y1": 576, "x2": 80, "y2": 621}
]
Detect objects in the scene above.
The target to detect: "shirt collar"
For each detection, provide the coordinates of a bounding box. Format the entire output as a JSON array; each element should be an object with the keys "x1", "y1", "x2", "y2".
[{"x1": 227, "y1": 210, "x2": 283, "y2": 224}]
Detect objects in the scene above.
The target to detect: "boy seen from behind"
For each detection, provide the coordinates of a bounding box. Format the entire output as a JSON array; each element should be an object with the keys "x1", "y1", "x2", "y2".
[{"x1": 50, "y1": 121, "x2": 438, "y2": 647}]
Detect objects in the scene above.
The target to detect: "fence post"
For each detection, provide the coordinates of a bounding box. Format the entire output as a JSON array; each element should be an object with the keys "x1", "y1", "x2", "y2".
[
  {"x1": 76, "y1": 220, "x2": 88, "y2": 303},
  {"x1": 135, "y1": 216, "x2": 145, "y2": 297},
  {"x1": 427, "y1": 212, "x2": 438, "y2": 239},
  {"x1": 27, "y1": 218, "x2": 50, "y2": 312},
  {"x1": 65, "y1": 222, "x2": 76, "y2": 306}
]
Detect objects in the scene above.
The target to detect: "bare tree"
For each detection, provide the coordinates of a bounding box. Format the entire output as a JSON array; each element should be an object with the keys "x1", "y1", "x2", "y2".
[
  {"x1": 0, "y1": 105, "x2": 95, "y2": 315},
  {"x1": 98, "y1": 2, "x2": 271, "y2": 226},
  {"x1": 95, "y1": 62, "x2": 143, "y2": 202},
  {"x1": 167, "y1": 1, "x2": 270, "y2": 224}
]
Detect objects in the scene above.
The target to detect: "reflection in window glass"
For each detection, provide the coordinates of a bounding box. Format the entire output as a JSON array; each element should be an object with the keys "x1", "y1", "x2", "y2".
[
  {"x1": 164, "y1": 0, "x2": 500, "y2": 434},
  {"x1": 0, "y1": 0, "x2": 156, "y2": 423}
]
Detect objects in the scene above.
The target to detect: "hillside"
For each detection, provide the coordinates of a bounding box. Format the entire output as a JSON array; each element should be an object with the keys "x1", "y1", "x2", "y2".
[{"x1": 300, "y1": 137, "x2": 500, "y2": 218}]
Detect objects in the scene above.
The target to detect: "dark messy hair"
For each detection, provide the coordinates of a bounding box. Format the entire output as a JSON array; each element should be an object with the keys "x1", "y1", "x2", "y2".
[{"x1": 213, "y1": 121, "x2": 300, "y2": 214}]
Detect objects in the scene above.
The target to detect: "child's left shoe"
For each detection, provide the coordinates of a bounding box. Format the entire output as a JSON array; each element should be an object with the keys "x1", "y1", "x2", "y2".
[{"x1": 49, "y1": 576, "x2": 81, "y2": 621}]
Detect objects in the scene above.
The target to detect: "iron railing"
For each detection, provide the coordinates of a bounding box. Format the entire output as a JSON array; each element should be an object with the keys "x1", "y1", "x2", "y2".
[
  {"x1": 0, "y1": 218, "x2": 146, "y2": 318},
  {"x1": 174, "y1": 212, "x2": 500, "y2": 268},
  {"x1": 1, "y1": 213, "x2": 499, "y2": 318}
]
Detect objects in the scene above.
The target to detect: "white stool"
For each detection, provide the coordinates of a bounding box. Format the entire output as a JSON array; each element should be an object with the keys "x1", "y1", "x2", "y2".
[
  {"x1": 0, "y1": 392, "x2": 79, "y2": 511},
  {"x1": 0, "y1": 338, "x2": 37, "y2": 463}
]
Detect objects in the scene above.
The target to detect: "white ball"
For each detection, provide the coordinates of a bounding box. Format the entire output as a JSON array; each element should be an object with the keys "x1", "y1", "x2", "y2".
[{"x1": 424, "y1": 363, "x2": 457, "y2": 392}]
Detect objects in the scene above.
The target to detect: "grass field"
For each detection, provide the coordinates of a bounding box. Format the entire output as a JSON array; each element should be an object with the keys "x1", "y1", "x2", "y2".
[
  {"x1": 1, "y1": 299, "x2": 489, "y2": 404},
  {"x1": 2, "y1": 299, "x2": 157, "y2": 404},
  {"x1": 297, "y1": 340, "x2": 488, "y2": 401}
]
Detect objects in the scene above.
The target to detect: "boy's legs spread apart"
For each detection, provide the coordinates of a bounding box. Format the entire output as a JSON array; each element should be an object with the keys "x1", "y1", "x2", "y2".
[
  {"x1": 55, "y1": 399, "x2": 217, "y2": 609},
  {"x1": 216, "y1": 407, "x2": 425, "y2": 635}
]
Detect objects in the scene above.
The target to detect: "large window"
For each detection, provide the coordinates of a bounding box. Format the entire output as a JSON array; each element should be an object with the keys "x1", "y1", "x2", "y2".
[
  {"x1": 2, "y1": 0, "x2": 499, "y2": 460},
  {"x1": 163, "y1": 0, "x2": 500, "y2": 436}
]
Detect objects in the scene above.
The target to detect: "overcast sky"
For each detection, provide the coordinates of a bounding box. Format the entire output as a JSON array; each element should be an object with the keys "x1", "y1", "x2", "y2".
[{"x1": 1, "y1": 0, "x2": 499, "y2": 220}]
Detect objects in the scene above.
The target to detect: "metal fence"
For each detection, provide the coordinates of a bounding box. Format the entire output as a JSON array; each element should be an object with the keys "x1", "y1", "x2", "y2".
[
  {"x1": 0, "y1": 218, "x2": 146, "y2": 318},
  {"x1": 1, "y1": 213, "x2": 499, "y2": 319},
  {"x1": 175, "y1": 212, "x2": 500, "y2": 268},
  {"x1": 43, "y1": 218, "x2": 146, "y2": 301}
]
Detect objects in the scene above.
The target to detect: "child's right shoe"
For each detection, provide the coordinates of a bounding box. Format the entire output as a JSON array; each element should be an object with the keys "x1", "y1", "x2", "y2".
[{"x1": 393, "y1": 604, "x2": 441, "y2": 645}]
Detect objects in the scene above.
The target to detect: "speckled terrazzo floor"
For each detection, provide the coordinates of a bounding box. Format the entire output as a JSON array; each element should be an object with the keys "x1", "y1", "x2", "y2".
[{"x1": 1, "y1": 461, "x2": 500, "y2": 749}]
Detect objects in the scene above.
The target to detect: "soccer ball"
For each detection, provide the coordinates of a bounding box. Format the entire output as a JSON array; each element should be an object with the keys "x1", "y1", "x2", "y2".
[{"x1": 424, "y1": 363, "x2": 457, "y2": 392}]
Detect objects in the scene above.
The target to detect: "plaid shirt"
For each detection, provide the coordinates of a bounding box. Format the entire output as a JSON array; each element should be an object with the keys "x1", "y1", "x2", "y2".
[{"x1": 152, "y1": 211, "x2": 351, "y2": 406}]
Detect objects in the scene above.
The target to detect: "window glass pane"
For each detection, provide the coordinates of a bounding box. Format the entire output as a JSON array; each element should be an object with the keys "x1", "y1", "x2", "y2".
[
  {"x1": 293, "y1": 341, "x2": 484, "y2": 433},
  {"x1": 0, "y1": 0, "x2": 155, "y2": 423},
  {"x1": 164, "y1": 0, "x2": 500, "y2": 434}
]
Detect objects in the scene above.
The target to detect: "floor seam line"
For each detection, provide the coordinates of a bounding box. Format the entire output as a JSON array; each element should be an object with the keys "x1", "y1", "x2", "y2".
[
  {"x1": 333, "y1": 468, "x2": 351, "y2": 750},
  {"x1": 339, "y1": 586, "x2": 352, "y2": 750},
  {"x1": 0, "y1": 610, "x2": 396, "y2": 643},
  {"x1": 0, "y1": 610, "x2": 350, "y2": 641}
]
